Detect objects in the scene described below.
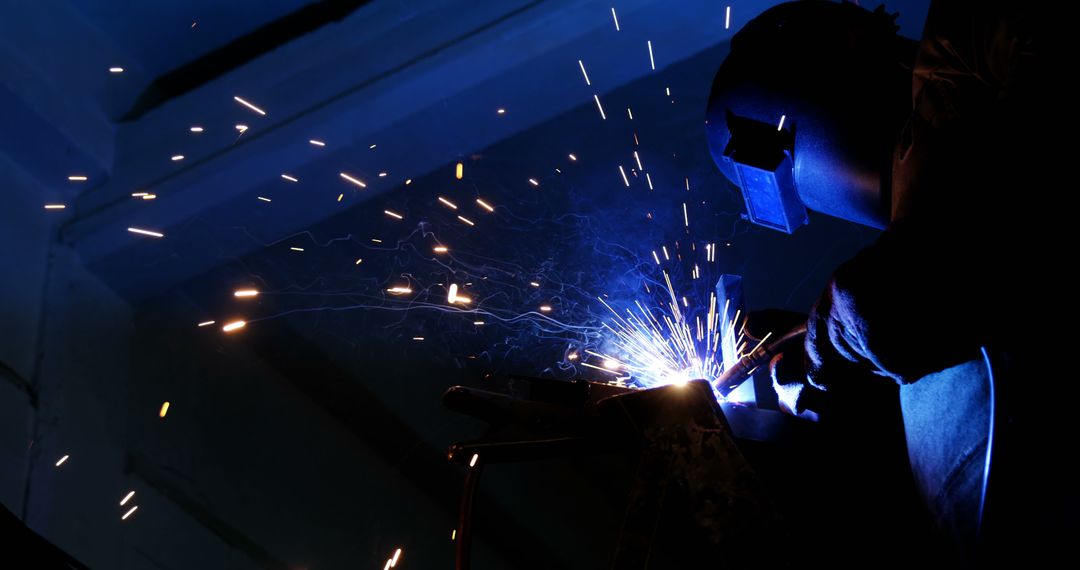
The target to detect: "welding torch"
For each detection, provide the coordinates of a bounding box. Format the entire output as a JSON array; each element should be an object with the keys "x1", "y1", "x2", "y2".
[{"x1": 713, "y1": 323, "x2": 807, "y2": 399}]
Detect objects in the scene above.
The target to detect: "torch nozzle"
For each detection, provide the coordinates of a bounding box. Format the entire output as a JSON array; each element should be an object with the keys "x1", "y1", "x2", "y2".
[{"x1": 714, "y1": 324, "x2": 806, "y2": 398}]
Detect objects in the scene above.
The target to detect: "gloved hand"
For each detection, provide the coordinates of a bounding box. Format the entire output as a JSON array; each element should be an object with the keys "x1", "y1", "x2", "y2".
[
  {"x1": 767, "y1": 268, "x2": 889, "y2": 417},
  {"x1": 742, "y1": 310, "x2": 830, "y2": 417},
  {"x1": 768, "y1": 338, "x2": 829, "y2": 417}
]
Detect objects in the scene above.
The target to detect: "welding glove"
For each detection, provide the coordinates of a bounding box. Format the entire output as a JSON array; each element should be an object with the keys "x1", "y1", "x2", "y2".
[
  {"x1": 769, "y1": 343, "x2": 826, "y2": 417},
  {"x1": 741, "y1": 309, "x2": 829, "y2": 416},
  {"x1": 778, "y1": 211, "x2": 1000, "y2": 421}
]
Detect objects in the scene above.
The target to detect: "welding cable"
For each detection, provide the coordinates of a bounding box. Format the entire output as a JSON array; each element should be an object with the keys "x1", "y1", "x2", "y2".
[{"x1": 714, "y1": 324, "x2": 807, "y2": 398}]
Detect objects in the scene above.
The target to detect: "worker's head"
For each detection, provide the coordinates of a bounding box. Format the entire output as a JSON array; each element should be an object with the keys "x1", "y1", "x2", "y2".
[{"x1": 706, "y1": 1, "x2": 916, "y2": 232}]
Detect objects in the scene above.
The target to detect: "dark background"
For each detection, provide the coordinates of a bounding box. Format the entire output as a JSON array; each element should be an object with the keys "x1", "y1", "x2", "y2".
[{"x1": 1, "y1": 1, "x2": 929, "y2": 568}]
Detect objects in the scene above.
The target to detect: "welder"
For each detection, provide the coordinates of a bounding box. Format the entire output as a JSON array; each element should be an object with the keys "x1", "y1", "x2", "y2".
[{"x1": 706, "y1": 0, "x2": 1068, "y2": 563}]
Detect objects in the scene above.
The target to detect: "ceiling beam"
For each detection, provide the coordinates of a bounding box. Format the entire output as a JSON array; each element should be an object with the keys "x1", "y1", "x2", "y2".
[{"x1": 60, "y1": 0, "x2": 752, "y2": 300}]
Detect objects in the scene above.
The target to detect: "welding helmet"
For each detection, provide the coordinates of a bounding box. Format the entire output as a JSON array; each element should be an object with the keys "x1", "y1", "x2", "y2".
[{"x1": 706, "y1": 1, "x2": 916, "y2": 232}]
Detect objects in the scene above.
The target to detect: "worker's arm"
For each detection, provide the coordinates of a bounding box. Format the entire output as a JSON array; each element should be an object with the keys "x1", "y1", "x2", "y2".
[
  {"x1": 773, "y1": 216, "x2": 994, "y2": 415},
  {"x1": 773, "y1": 0, "x2": 1045, "y2": 415}
]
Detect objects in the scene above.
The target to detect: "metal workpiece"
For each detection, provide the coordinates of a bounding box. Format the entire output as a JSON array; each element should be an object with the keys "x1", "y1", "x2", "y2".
[
  {"x1": 598, "y1": 381, "x2": 782, "y2": 567},
  {"x1": 446, "y1": 377, "x2": 781, "y2": 569}
]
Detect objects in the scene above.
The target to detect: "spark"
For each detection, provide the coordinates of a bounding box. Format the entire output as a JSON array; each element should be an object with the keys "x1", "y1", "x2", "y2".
[
  {"x1": 611, "y1": 7, "x2": 620, "y2": 31},
  {"x1": 457, "y1": 215, "x2": 475, "y2": 226},
  {"x1": 378, "y1": 172, "x2": 387, "y2": 177},
  {"x1": 652, "y1": 250, "x2": 661, "y2": 264},
  {"x1": 171, "y1": 155, "x2": 184, "y2": 161},
  {"x1": 339, "y1": 172, "x2": 367, "y2": 188},
  {"x1": 369, "y1": 144, "x2": 377, "y2": 149},
  {"x1": 685, "y1": 177, "x2": 690, "y2": 191},
  {"x1": 234, "y1": 289, "x2": 259, "y2": 298},
  {"x1": 777, "y1": 114, "x2": 786, "y2": 130},
  {"x1": 405, "y1": 179, "x2": 412, "y2": 185},
  {"x1": 159, "y1": 401, "x2": 170, "y2": 418},
  {"x1": 683, "y1": 202, "x2": 689, "y2": 227},
  {"x1": 634, "y1": 151, "x2": 643, "y2": 170},
  {"x1": 132, "y1": 192, "x2": 148, "y2": 197},
  {"x1": 594, "y1": 278, "x2": 727, "y2": 389},
  {"x1": 44, "y1": 204, "x2": 66, "y2": 210},
  {"x1": 222, "y1": 320, "x2": 246, "y2": 332},
  {"x1": 473, "y1": 321, "x2": 485, "y2": 325},
  {"x1": 647, "y1": 40, "x2": 655, "y2": 70},
  {"x1": 581, "y1": 360, "x2": 620, "y2": 375},
  {"x1": 392, "y1": 548, "x2": 402, "y2": 567},
  {"x1": 308, "y1": 139, "x2": 325, "y2": 147},
  {"x1": 68, "y1": 175, "x2": 87, "y2": 182},
  {"x1": 120, "y1": 491, "x2": 135, "y2": 506},
  {"x1": 529, "y1": 281, "x2": 540, "y2": 287},
  {"x1": 645, "y1": 172, "x2": 654, "y2": 190},
  {"x1": 666, "y1": 86, "x2": 671, "y2": 96},
  {"x1": 451, "y1": 529, "x2": 457, "y2": 540},
  {"x1": 281, "y1": 174, "x2": 298, "y2": 182},
  {"x1": 384, "y1": 210, "x2": 403, "y2": 220},
  {"x1": 109, "y1": 67, "x2": 124, "y2": 73},
  {"x1": 290, "y1": 247, "x2": 304, "y2": 252},
  {"x1": 627, "y1": 107, "x2": 634, "y2": 120},
  {"x1": 127, "y1": 227, "x2": 164, "y2": 238},
  {"x1": 455, "y1": 162, "x2": 464, "y2": 179},
  {"x1": 539, "y1": 305, "x2": 552, "y2": 312},
  {"x1": 190, "y1": 126, "x2": 204, "y2": 133},
  {"x1": 233, "y1": 95, "x2": 266, "y2": 116},
  {"x1": 578, "y1": 60, "x2": 591, "y2": 85},
  {"x1": 387, "y1": 287, "x2": 412, "y2": 294},
  {"x1": 55, "y1": 455, "x2": 69, "y2": 467},
  {"x1": 662, "y1": 246, "x2": 670, "y2": 260},
  {"x1": 746, "y1": 332, "x2": 774, "y2": 359},
  {"x1": 198, "y1": 320, "x2": 215, "y2": 327},
  {"x1": 497, "y1": 108, "x2": 506, "y2": 114},
  {"x1": 568, "y1": 153, "x2": 577, "y2": 161},
  {"x1": 371, "y1": 239, "x2": 383, "y2": 243},
  {"x1": 337, "y1": 194, "x2": 343, "y2": 202},
  {"x1": 469, "y1": 454, "x2": 479, "y2": 467},
  {"x1": 355, "y1": 258, "x2": 363, "y2": 264},
  {"x1": 142, "y1": 194, "x2": 157, "y2": 200},
  {"x1": 528, "y1": 178, "x2": 539, "y2": 186},
  {"x1": 619, "y1": 165, "x2": 629, "y2": 187},
  {"x1": 235, "y1": 124, "x2": 248, "y2": 133},
  {"x1": 725, "y1": 6, "x2": 731, "y2": 30},
  {"x1": 412, "y1": 337, "x2": 425, "y2": 341},
  {"x1": 593, "y1": 94, "x2": 607, "y2": 120},
  {"x1": 433, "y1": 246, "x2": 448, "y2": 253},
  {"x1": 257, "y1": 196, "x2": 271, "y2": 202},
  {"x1": 438, "y1": 196, "x2": 458, "y2": 209},
  {"x1": 475, "y1": 198, "x2": 495, "y2": 212},
  {"x1": 122, "y1": 506, "x2": 138, "y2": 520},
  {"x1": 448, "y1": 283, "x2": 459, "y2": 304}
]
